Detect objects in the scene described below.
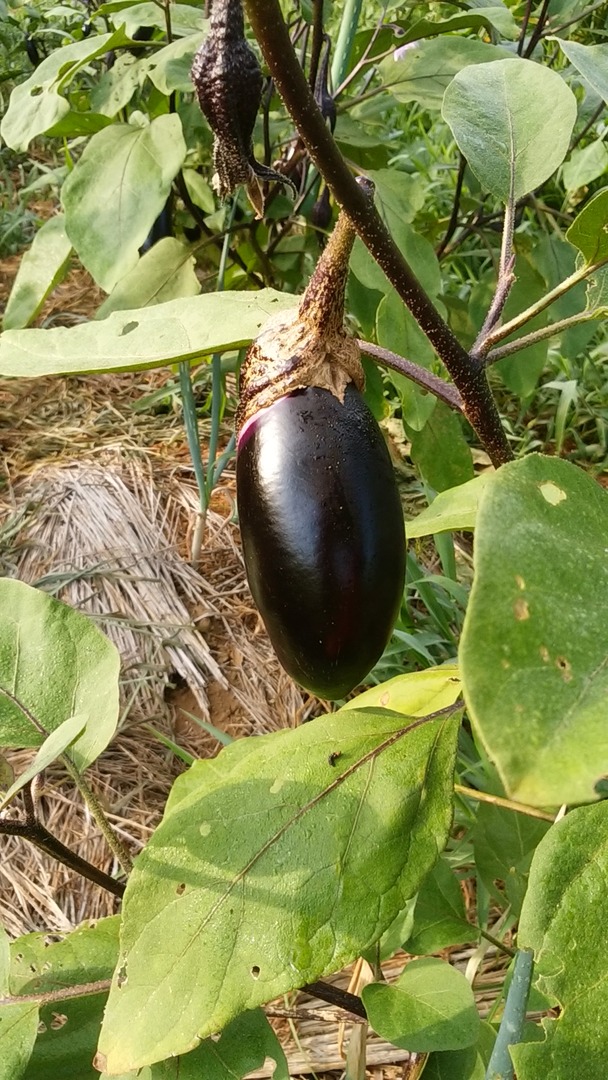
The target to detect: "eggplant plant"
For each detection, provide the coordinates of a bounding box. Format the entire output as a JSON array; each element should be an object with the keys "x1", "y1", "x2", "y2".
[{"x1": 1, "y1": 2, "x2": 608, "y2": 1079}]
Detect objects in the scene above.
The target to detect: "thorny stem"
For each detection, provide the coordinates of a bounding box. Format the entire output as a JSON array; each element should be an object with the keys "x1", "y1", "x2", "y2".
[
  {"x1": 485, "y1": 312, "x2": 596, "y2": 365},
  {"x1": 454, "y1": 783, "x2": 555, "y2": 823},
  {"x1": 358, "y1": 341, "x2": 464, "y2": 411},
  {"x1": 244, "y1": 0, "x2": 514, "y2": 468}
]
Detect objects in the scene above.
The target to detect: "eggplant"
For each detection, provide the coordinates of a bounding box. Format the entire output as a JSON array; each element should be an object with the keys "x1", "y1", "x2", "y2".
[
  {"x1": 235, "y1": 182, "x2": 406, "y2": 698},
  {"x1": 237, "y1": 383, "x2": 405, "y2": 699}
]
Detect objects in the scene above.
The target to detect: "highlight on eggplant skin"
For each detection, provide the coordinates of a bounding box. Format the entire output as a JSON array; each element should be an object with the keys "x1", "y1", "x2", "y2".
[{"x1": 236, "y1": 383, "x2": 406, "y2": 700}]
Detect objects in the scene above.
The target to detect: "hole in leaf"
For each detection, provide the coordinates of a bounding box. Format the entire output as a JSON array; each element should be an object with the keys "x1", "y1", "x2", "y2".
[
  {"x1": 555, "y1": 656, "x2": 572, "y2": 682},
  {"x1": 251, "y1": 965, "x2": 260, "y2": 979},
  {"x1": 50, "y1": 1013, "x2": 68, "y2": 1030},
  {"x1": 37, "y1": 1022, "x2": 47, "y2": 1034},
  {"x1": 120, "y1": 321, "x2": 139, "y2": 336},
  {"x1": 176, "y1": 883, "x2": 186, "y2": 896},
  {"x1": 30, "y1": 86, "x2": 43, "y2": 97},
  {"x1": 117, "y1": 962, "x2": 128, "y2": 988}
]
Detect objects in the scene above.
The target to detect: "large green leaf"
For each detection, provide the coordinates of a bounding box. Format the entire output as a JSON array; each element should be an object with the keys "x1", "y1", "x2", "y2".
[
  {"x1": 8, "y1": 919, "x2": 119, "y2": 1080},
  {"x1": 566, "y1": 187, "x2": 608, "y2": 266},
  {"x1": 0, "y1": 28, "x2": 131, "y2": 151},
  {"x1": 460, "y1": 455, "x2": 608, "y2": 806},
  {"x1": 100, "y1": 1010, "x2": 288, "y2": 1080},
  {"x1": 380, "y1": 37, "x2": 511, "y2": 110},
  {"x1": 98, "y1": 707, "x2": 460, "y2": 1072},
  {"x1": 442, "y1": 59, "x2": 577, "y2": 201},
  {"x1": 406, "y1": 473, "x2": 493, "y2": 539},
  {"x1": 553, "y1": 37, "x2": 608, "y2": 104},
  {"x1": 90, "y1": 55, "x2": 147, "y2": 118},
  {"x1": 0, "y1": 291, "x2": 296, "y2": 378},
  {"x1": 362, "y1": 957, "x2": 479, "y2": 1052},
  {"x1": 0, "y1": 925, "x2": 38, "y2": 1080},
  {"x1": 512, "y1": 803, "x2": 608, "y2": 1079},
  {"x1": 108, "y1": 2, "x2": 205, "y2": 36},
  {"x1": 145, "y1": 33, "x2": 204, "y2": 95},
  {"x1": 409, "y1": 402, "x2": 474, "y2": 492},
  {"x1": 0, "y1": 579, "x2": 120, "y2": 771},
  {"x1": 61, "y1": 115, "x2": 187, "y2": 292},
  {"x1": 472, "y1": 803, "x2": 551, "y2": 917},
  {"x1": 3, "y1": 216, "x2": 72, "y2": 331},
  {"x1": 405, "y1": 857, "x2": 474, "y2": 955},
  {"x1": 96, "y1": 239, "x2": 200, "y2": 318}
]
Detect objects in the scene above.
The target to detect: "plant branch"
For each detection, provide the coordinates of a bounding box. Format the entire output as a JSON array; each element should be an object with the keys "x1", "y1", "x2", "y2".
[
  {"x1": 0, "y1": 687, "x2": 132, "y2": 874},
  {"x1": 244, "y1": 0, "x2": 513, "y2": 468},
  {"x1": 173, "y1": 171, "x2": 266, "y2": 288},
  {"x1": 308, "y1": 0, "x2": 324, "y2": 90},
  {"x1": 0, "y1": 805, "x2": 126, "y2": 898},
  {"x1": 523, "y1": 0, "x2": 551, "y2": 57},
  {"x1": 517, "y1": 0, "x2": 533, "y2": 55},
  {"x1": 479, "y1": 928, "x2": 516, "y2": 959},
  {"x1": 471, "y1": 254, "x2": 516, "y2": 360},
  {"x1": 302, "y1": 980, "x2": 367, "y2": 1019},
  {"x1": 541, "y1": 0, "x2": 606, "y2": 39},
  {"x1": 480, "y1": 259, "x2": 606, "y2": 352},
  {"x1": 485, "y1": 312, "x2": 596, "y2": 365},
  {"x1": 454, "y1": 783, "x2": 555, "y2": 822},
  {"x1": 0, "y1": 980, "x2": 112, "y2": 1007},
  {"x1": 358, "y1": 341, "x2": 464, "y2": 412},
  {"x1": 436, "y1": 153, "x2": 467, "y2": 259}
]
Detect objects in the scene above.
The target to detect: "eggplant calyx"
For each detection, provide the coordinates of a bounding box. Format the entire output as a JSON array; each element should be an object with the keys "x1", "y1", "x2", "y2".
[{"x1": 236, "y1": 197, "x2": 371, "y2": 433}]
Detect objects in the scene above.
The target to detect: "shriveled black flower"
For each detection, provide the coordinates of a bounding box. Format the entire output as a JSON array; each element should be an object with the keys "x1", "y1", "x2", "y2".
[{"x1": 191, "y1": 0, "x2": 295, "y2": 217}]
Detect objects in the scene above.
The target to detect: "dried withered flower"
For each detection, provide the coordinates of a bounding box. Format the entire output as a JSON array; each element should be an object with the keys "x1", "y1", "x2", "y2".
[{"x1": 191, "y1": 0, "x2": 295, "y2": 217}]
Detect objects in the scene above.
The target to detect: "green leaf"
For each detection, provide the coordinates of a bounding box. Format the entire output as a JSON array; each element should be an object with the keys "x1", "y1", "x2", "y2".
[
  {"x1": 0, "y1": 290, "x2": 295, "y2": 378},
  {"x1": 405, "y1": 857, "x2": 474, "y2": 955},
  {"x1": 9, "y1": 918, "x2": 119, "y2": 1080},
  {"x1": 145, "y1": 33, "x2": 204, "y2": 95},
  {"x1": 96, "y1": 239, "x2": 200, "y2": 318},
  {"x1": 0, "y1": 28, "x2": 131, "y2": 151},
  {"x1": 566, "y1": 187, "x2": 608, "y2": 266},
  {"x1": 460, "y1": 454, "x2": 608, "y2": 806},
  {"x1": 0, "y1": 579, "x2": 120, "y2": 771},
  {"x1": 530, "y1": 236, "x2": 595, "y2": 362},
  {"x1": 109, "y1": 2, "x2": 205, "y2": 36},
  {"x1": 552, "y1": 37, "x2": 608, "y2": 104},
  {"x1": 562, "y1": 140, "x2": 608, "y2": 191},
  {"x1": 472, "y1": 803, "x2": 551, "y2": 917},
  {"x1": 381, "y1": 38, "x2": 511, "y2": 110},
  {"x1": 99, "y1": 1010, "x2": 288, "y2": 1080},
  {"x1": 90, "y1": 55, "x2": 147, "y2": 118},
  {"x1": 3, "y1": 215, "x2": 72, "y2": 331},
  {"x1": 0, "y1": 1001, "x2": 39, "y2": 1080},
  {"x1": 409, "y1": 402, "x2": 474, "y2": 492},
  {"x1": 340, "y1": 665, "x2": 461, "y2": 717},
  {"x1": 61, "y1": 114, "x2": 187, "y2": 292},
  {"x1": 424, "y1": 1020, "x2": 496, "y2": 1080},
  {"x1": 98, "y1": 708, "x2": 460, "y2": 1072},
  {"x1": 442, "y1": 59, "x2": 577, "y2": 202},
  {"x1": 407, "y1": 472, "x2": 493, "y2": 539},
  {"x1": 0, "y1": 713, "x2": 87, "y2": 810},
  {"x1": 513, "y1": 803, "x2": 608, "y2": 1080},
  {"x1": 362, "y1": 957, "x2": 479, "y2": 1052},
  {"x1": 400, "y1": 7, "x2": 518, "y2": 45}
]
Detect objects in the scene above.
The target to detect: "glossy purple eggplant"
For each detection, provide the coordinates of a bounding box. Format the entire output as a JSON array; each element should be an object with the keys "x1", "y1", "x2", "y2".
[{"x1": 236, "y1": 383, "x2": 405, "y2": 699}]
